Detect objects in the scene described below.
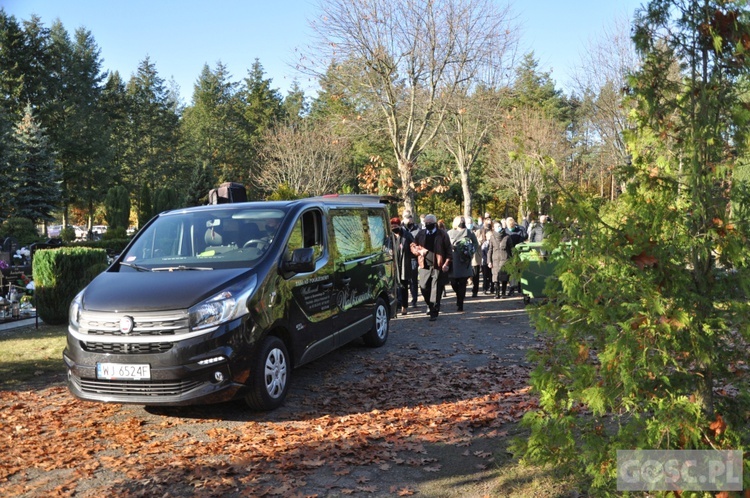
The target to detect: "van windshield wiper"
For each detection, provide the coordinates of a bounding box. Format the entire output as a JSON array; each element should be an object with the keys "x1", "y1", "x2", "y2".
[
  {"x1": 120, "y1": 262, "x2": 152, "y2": 272},
  {"x1": 151, "y1": 266, "x2": 213, "y2": 272}
]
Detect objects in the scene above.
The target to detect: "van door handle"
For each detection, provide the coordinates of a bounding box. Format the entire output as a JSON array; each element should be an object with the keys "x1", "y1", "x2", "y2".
[
  {"x1": 321, "y1": 282, "x2": 333, "y2": 289},
  {"x1": 340, "y1": 278, "x2": 351, "y2": 285}
]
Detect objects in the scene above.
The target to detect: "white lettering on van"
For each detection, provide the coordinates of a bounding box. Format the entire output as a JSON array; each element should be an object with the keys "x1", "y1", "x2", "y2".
[
  {"x1": 336, "y1": 288, "x2": 372, "y2": 310},
  {"x1": 296, "y1": 275, "x2": 329, "y2": 286},
  {"x1": 300, "y1": 285, "x2": 319, "y2": 296}
]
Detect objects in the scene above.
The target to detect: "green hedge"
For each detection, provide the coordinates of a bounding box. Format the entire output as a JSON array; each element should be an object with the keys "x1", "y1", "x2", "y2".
[
  {"x1": 33, "y1": 247, "x2": 108, "y2": 325},
  {"x1": 68, "y1": 238, "x2": 131, "y2": 255}
]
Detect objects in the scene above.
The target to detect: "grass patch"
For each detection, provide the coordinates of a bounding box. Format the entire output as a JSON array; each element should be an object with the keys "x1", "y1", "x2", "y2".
[{"x1": 0, "y1": 324, "x2": 68, "y2": 389}]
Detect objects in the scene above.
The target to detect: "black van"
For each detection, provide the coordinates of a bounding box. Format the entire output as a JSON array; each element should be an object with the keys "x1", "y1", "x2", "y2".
[{"x1": 64, "y1": 195, "x2": 397, "y2": 410}]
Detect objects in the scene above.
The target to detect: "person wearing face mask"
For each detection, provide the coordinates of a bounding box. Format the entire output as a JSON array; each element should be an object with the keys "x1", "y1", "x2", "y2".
[
  {"x1": 410, "y1": 214, "x2": 453, "y2": 321},
  {"x1": 487, "y1": 221, "x2": 514, "y2": 298},
  {"x1": 390, "y1": 217, "x2": 415, "y2": 316},
  {"x1": 448, "y1": 216, "x2": 478, "y2": 312},
  {"x1": 402, "y1": 213, "x2": 420, "y2": 309}
]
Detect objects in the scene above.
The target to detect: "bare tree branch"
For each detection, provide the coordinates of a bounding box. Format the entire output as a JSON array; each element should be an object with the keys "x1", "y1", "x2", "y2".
[
  {"x1": 256, "y1": 121, "x2": 352, "y2": 196},
  {"x1": 306, "y1": 0, "x2": 516, "y2": 214}
]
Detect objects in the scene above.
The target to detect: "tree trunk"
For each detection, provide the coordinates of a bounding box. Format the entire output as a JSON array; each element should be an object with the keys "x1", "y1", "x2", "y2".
[
  {"x1": 460, "y1": 167, "x2": 472, "y2": 220},
  {"x1": 398, "y1": 158, "x2": 416, "y2": 216}
]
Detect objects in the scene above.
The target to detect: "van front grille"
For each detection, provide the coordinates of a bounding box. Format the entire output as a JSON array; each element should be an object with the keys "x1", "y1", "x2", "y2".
[
  {"x1": 79, "y1": 310, "x2": 189, "y2": 339},
  {"x1": 76, "y1": 377, "x2": 203, "y2": 397},
  {"x1": 82, "y1": 341, "x2": 173, "y2": 354}
]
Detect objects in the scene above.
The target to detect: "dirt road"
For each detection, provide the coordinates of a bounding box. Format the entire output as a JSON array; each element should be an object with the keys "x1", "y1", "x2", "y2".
[{"x1": 1, "y1": 289, "x2": 542, "y2": 497}]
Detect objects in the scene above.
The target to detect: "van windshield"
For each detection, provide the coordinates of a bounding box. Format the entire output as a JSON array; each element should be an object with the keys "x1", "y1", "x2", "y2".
[{"x1": 120, "y1": 207, "x2": 286, "y2": 270}]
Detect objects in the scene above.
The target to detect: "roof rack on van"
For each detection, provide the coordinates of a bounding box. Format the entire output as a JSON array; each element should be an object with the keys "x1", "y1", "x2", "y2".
[{"x1": 316, "y1": 194, "x2": 400, "y2": 205}]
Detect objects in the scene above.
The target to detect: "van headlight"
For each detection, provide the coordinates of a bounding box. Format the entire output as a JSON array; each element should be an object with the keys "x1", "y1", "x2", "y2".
[
  {"x1": 69, "y1": 291, "x2": 83, "y2": 329},
  {"x1": 188, "y1": 275, "x2": 257, "y2": 331}
]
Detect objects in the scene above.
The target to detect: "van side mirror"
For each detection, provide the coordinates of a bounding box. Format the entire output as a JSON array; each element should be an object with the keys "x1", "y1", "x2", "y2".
[{"x1": 282, "y1": 247, "x2": 315, "y2": 274}]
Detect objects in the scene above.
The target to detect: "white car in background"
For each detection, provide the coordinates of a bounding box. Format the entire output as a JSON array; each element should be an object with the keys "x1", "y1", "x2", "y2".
[
  {"x1": 47, "y1": 225, "x2": 63, "y2": 238},
  {"x1": 92, "y1": 225, "x2": 108, "y2": 236},
  {"x1": 73, "y1": 226, "x2": 88, "y2": 239}
]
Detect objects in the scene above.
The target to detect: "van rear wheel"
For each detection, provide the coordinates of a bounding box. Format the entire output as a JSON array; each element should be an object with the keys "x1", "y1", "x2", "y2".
[
  {"x1": 245, "y1": 335, "x2": 290, "y2": 411},
  {"x1": 362, "y1": 297, "x2": 389, "y2": 347}
]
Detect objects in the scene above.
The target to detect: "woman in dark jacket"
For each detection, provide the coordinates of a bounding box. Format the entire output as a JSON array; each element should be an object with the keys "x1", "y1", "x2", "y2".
[
  {"x1": 391, "y1": 217, "x2": 415, "y2": 315},
  {"x1": 487, "y1": 223, "x2": 514, "y2": 298}
]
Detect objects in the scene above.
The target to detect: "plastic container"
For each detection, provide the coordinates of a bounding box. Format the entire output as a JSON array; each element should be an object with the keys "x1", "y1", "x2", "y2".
[{"x1": 514, "y1": 242, "x2": 555, "y2": 304}]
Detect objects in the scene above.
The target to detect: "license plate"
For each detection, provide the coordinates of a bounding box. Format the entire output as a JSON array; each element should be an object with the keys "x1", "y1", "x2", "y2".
[{"x1": 96, "y1": 362, "x2": 151, "y2": 380}]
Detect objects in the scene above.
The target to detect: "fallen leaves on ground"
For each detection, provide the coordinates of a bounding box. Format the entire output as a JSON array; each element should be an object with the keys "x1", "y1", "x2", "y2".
[{"x1": 0, "y1": 342, "x2": 535, "y2": 497}]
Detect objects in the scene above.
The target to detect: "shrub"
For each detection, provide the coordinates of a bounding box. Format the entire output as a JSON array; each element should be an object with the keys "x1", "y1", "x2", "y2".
[
  {"x1": 105, "y1": 185, "x2": 130, "y2": 230},
  {"x1": 103, "y1": 226, "x2": 127, "y2": 240},
  {"x1": 69, "y1": 238, "x2": 130, "y2": 255},
  {"x1": 33, "y1": 247, "x2": 107, "y2": 325},
  {"x1": 0, "y1": 217, "x2": 44, "y2": 247},
  {"x1": 60, "y1": 226, "x2": 76, "y2": 243}
]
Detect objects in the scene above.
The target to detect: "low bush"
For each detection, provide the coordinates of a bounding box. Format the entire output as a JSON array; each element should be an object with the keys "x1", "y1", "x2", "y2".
[{"x1": 33, "y1": 247, "x2": 107, "y2": 325}]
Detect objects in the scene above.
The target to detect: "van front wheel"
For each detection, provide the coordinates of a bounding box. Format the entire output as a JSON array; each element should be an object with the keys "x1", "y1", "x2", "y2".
[
  {"x1": 362, "y1": 298, "x2": 389, "y2": 347},
  {"x1": 245, "y1": 335, "x2": 290, "y2": 411}
]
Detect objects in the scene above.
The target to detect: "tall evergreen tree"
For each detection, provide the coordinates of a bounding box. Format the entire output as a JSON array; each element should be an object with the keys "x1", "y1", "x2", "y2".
[
  {"x1": 123, "y1": 57, "x2": 181, "y2": 219},
  {"x1": 180, "y1": 62, "x2": 242, "y2": 184},
  {"x1": 100, "y1": 71, "x2": 128, "y2": 187},
  {"x1": 0, "y1": 106, "x2": 13, "y2": 220},
  {"x1": 11, "y1": 103, "x2": 59, "y2": 223},
  {"x1": 67, "y1": 27, "x2": 111, "y2": 230},
  {"x1": 510, "y1": 52, "x2": 569, "y2": 122},
  {"x1": 137, "y1": 183, "x2": 153, "y2": 227},
  {"x1": 152, "y1": 187, "x2": 180, "y2": 214},
  {"x1": 238, "y1": 59, "x2": 283, "y2": 194},
  {"x1": 104, "y1": 185, "x2": 130, "y2": 230},
  {"x1": 184, "y1": 160, "x2": 217, "y2": 207},
  {"x1": 0, "y1": 11, "x2": 26, "y2": 116},
  {"x1": 41, "y1": 21, "x2": 110, "y2": 228},
  {"x1": 0, "y1": 13, "x2": 53, "y2": 120},
  {"x1": 281, "y1": 80, "x2": 307, "y2": 123}
]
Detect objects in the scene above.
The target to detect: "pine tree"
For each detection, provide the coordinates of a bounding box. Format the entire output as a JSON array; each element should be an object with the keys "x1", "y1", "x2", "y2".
[
  {"x1": 104, "y1": 185, "x2": 130, "y2": 230},
  {"x1": 238, "y1": 59, "x2": 283, "y2": 195},
  {"x1": 137, "y1": 184, "x2": 153, "y2": 227},
  {"x1": 123, "y1": 57, "x2": 181, "y2": 209},
  {"x1": 281, "y1": 80, "x2": 307, "y2": 123},
  {"x1": 180, "y1": 62, "x2": 242, "y2": 185},
  {"x1": 184, "y1": 160, "x2": 217, "y2": 207},
  {"x1": 0, "y1": 106, "x2": 13, "y2": 220},
  {"x1": 517, "y1": 1, "x2": 750, "y2": 493},
  {"x1": 11, "y1": 104, "x2": 59, "y2": 223}
]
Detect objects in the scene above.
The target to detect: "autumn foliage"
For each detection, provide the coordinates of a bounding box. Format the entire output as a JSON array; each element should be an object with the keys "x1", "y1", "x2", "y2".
[{"x1": 1, "y1": 348, "x2": 535, "y2": 496}]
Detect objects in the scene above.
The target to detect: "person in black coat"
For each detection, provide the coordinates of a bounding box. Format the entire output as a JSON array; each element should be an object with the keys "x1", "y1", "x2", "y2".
[
  {"x1": 488, "y1": 223, "x2": 514, "y2": 298},
  {"x1": 402, "y1": 213, "x2": 420, "y2": 308},
  {"x1": 391, "y1": 217, "x2": 415, "y2": 315}
]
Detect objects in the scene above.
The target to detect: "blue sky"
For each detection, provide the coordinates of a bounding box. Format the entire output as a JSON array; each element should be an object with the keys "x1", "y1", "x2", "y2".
[{"x1": 2, "y1": 0, "x2": 643, "y2": 104}]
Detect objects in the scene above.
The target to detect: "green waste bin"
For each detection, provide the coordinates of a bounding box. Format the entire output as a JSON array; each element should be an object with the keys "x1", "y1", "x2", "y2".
[{"x1": 514, "y1": 242, "x2": 557, "y2": 304}]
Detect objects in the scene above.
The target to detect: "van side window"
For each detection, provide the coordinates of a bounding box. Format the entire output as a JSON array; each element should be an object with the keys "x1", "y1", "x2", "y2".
[
  {"x1": 367, "y1": 212, "x2": 387, "y2": 250},
  {"x1": 285, "y1": 210, "x2": 324, "y2": 261},
  {"x1": 331, "y1": 211, "x2": 367, "y2": 260}
]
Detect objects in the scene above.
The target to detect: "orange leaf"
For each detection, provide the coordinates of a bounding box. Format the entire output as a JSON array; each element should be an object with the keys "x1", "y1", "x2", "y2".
[
  {"x1": 710, "y1": 414, "x2": 727, "y2": 436},
  {"x1": 631, "y1": 251, "x2": 658, "y2": 270}
]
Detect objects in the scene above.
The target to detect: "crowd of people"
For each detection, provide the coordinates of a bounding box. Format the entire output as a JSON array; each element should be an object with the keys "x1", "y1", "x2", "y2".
[{"x1": 389, "y1": 210, "x2": 550, "y2": 322}]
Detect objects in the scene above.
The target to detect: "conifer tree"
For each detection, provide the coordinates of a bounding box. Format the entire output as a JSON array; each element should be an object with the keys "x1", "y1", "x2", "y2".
[
  {"x1": 0, "y1": 106, "x2": 13, "y2": 220},
  {"x1": 104, "y1": 185, "x2": 130, "y2": 230},
  {"x1": 238, "y1": 59, "x2": 283, "y2": 194},
  {"x1": 184, "y1": 161, "x2": 217, "y2": 207},
  {"x1": 517, "y1": 1, "x2": 750, "y2": 492},
  {"x1": 10, "y1": 103, "x2": 59, "y2": 223}
]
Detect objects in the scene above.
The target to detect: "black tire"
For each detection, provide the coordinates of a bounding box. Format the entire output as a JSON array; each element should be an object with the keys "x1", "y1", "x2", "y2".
[
  {"x1": 244, "y1": 335, "x2": 290, "y2": 411},
  {"x1": 523, "y1": 295, "x2": 531, "y2": 305},
  {"x1": 362, "y1": 297, "x2": 389, "y2": 347}
]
